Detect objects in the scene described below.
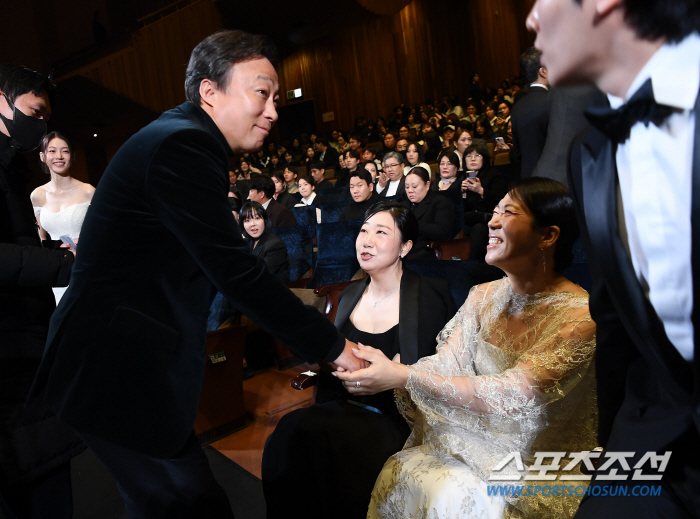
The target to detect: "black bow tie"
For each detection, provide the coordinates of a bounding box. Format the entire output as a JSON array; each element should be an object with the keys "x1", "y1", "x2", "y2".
[{"x1": 585, "y1": 78, "x2": 675, "y2": 143}]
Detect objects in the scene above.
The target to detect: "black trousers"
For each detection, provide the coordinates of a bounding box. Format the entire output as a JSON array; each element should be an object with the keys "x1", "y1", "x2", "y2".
[{"x1": 78, "y1": 429, "x2": 234, "y2": 519}]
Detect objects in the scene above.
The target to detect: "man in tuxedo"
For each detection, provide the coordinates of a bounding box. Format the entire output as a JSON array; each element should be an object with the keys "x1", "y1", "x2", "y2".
[
  {"x1": 30, "y1": 31, "x2": 363, "y2": 518},
  {"x1": 511, "y1": 47, "x2": 549, "y2": 178},
  {"x1": 528, "y1": 0, "x2": 700, "y2": 516},
  {"x1": 249, "y1": 176, "x2": 297, "y2": 227},
  {"x1": 315, "y1": 137, "x2": 339, "y2": 169}
]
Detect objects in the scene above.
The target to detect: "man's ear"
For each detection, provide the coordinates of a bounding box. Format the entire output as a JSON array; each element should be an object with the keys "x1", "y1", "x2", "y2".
[
  {"x1": 539, "y1": 67, "x2": 548, "y2": 80},
  {"x1": 369, "y1": 182, "x2": 374, "y2": 192},
  {"x1": 594, "y1": 0, "x2": 624, "y2": 18},
  {"x1": 199, "y1": 79, "x2": 217, "y2": 108}
]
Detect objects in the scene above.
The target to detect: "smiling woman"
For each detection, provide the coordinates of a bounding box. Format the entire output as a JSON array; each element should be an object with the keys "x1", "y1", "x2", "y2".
[{"x1": 31, "y1": 131, "x2": 95, "y2": 304}]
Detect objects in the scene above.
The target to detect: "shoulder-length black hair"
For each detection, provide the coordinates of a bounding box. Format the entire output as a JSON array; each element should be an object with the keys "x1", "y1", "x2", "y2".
[
  {"x1": 239, "y1": 201, "x2": 271, "y2": 243},
  {"x1": 508, "y1": 177, "x2": 579, "y2": 272}
]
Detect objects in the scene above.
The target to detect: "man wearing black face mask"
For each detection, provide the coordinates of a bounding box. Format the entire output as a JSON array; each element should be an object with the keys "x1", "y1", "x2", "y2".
[{"x1": 0, "y1": 64, "x2": 80, "y2": 519}]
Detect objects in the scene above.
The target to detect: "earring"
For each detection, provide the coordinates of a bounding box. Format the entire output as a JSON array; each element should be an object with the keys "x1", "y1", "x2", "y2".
[{"x1": 541, "y1": 248, "x2": 546, "y2": 274}]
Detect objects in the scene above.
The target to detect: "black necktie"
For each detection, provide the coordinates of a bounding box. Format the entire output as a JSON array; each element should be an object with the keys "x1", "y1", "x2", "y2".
[{"x1": 585, "y1": 78, "x2": 675, "y2": 143}]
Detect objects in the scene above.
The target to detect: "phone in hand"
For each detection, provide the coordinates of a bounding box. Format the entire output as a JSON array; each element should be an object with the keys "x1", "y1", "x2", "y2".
[
  {"x1": 467, "y1": 171, "x2": 477, "y2": 179},
  {"x1": 59, "y1": 234, "x2": 77, "y2": 251},
  {"x1": 495, "y1": 137, "x2": 505, "y2": 147}
]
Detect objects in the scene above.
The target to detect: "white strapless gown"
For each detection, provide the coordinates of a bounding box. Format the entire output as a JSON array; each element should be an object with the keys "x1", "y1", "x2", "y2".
[{"x1": 34, "y1": 202, "x2": 90, "y2": 304}]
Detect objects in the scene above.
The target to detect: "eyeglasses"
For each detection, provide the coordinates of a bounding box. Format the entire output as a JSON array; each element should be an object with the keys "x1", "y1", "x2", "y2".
[{"x1": 384, "y1": 163, "x2": 401, "y2": 169}]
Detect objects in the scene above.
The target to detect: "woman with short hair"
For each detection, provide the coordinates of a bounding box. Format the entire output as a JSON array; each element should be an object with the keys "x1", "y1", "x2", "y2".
[{"x1": 239, "y1": 201, "x2": 290, "y2": 282}]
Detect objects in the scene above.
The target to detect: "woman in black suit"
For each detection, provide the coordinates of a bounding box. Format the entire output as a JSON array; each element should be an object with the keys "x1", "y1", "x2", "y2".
[
  {"x1": 431, "y1": 151, "x2": 465, "y2": 194},
  {"x1": 403, "y1": 167, "x2": 455, "y2": 259},
  {"x1": 461, "y1": 145, "x2": 509, "y2": 261},
  {"x1": 239, "y1": 201, "x2": 290, "y2": 282},
  {"x1": 262, "y1": 202, "x2": 456, "y2": 519}
]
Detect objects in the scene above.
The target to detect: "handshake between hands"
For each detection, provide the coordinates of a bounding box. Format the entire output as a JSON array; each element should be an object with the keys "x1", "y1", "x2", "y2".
[{"x1": 330, "y1": 339, "x2": 411, "y2": 396}]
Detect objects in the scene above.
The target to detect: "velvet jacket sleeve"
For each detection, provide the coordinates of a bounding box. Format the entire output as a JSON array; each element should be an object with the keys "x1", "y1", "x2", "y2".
[{"x1": 145, "y1": 130, "x2": 345, "y2": 363}]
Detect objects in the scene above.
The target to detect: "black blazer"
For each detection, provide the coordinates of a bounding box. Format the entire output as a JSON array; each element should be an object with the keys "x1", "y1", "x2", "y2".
[
  {"x1": 276, "y1": 190, "x2": 300, "y2": 210},
  {"x1": 403, "y1": 190, "x2": 455, "y2": 258},
  {"x1": 464, "y1": 168, "x2": 508, "y2": 214},
  {"x1": 252, "y1": 232, "x2": 290, "y2": 282},
  {"x1": 511, "y1": 86, "x2": 549, "y2": 178},
  {"x1": 31, "y1": 101, "x2": 345, "y2": 458},
  {"x1": 316, "y1": 179, "x2": 335, "y2": 191},
  {"x1": 266, "y1": 198, "x2": 297, "y2": 227},
  {"x1": 377, "y1": 177, "x2": 406, "y2": 201},
  {"x1": 568, "y1": 95, "x2": 700, "y2": 463},
  {"x1": 334, "y1": 269, "x2": 457, "y2": 365},
  {"x1": 320, "y1": 147, "x2": 340, "y2": 169}
]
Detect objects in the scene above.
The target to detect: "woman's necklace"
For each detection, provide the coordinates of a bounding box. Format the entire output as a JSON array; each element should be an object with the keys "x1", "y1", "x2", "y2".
[{"x1": 369, "y1": 283, "x2": 399, "y2": 308}]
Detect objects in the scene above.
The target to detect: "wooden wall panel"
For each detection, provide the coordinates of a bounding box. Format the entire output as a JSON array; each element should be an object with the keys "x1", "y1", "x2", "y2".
[
  {"x1": 64, "y1": 0, "x2": 224, "y2": 114},
  {"x1": 278, "y1": 0, "x2": 534, "y2": 133}
]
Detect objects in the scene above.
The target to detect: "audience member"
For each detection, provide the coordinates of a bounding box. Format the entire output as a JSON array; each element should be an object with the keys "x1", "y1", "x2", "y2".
[
  {"x1": 294, "y1": 175, "x2": 326, "y2": 208},
  {"x1": 432, "y1": 152, "x2": 464, "y2": 194},
  {"x1": 402, "y1": 167, "x2": 455, "y2": 259},
  {"x1": 271, "y1": 172, "x2": 299, "y2": 210},
  {"x1": 239, "y1": 201, "x2": 290, "y2": 282},
  {"x1": 511, "y1": 47, "x2": 549, "y2": 178},
  {"x1": 309, "y1": 161, "x2": 334, "y2": 191},
  {"x1": 249, "y1": 176, "x2": 297, "y2": 228},
  {"x1": 376, "y1": 151, "x2": 406, "y2": 200},
  {"x1": 335, "y1": 149, "x2": 361, "y2": 189},
  {"x1": 338, "y1": 169, "x2": 378, "y2": 222},
  {"x1": 315, "y1": 137, "x2": 339, "y2": 169},
  {"x1": 283, "y1": 166, "x2": 299, "y2": 194},
  {"x1": 403, "y1": 141, "x2": 430, "y2": 177}
]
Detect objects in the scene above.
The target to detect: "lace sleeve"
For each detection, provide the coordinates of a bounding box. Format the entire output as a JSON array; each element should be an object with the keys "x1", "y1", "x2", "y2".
[{"x1": 400, "y1": 282, "x2": 596, "y2": 422}]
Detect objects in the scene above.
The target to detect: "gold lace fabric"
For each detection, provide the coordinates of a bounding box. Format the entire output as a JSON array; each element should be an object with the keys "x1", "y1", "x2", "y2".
[{"x1": 395, "y1": 278, "x2": 598, "y2": 518}]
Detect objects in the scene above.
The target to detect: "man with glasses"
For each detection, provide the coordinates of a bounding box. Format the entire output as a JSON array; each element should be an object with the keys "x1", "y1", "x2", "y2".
[{"x1": 376, "y1": 151, "x2": 406, "y2": 200}]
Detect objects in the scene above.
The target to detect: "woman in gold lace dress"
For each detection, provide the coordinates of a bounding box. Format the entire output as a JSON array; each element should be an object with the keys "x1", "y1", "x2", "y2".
[{"x1": 336, "y1": 177, "x2": 597, "y2": 519}]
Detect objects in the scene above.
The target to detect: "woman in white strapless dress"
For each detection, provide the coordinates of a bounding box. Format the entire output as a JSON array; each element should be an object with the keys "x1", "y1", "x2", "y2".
[{"x1": 31, "y1": 131, "x2": 94, "y2": 304}]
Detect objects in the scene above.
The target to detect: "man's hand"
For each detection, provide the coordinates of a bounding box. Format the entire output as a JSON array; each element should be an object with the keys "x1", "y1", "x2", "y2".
[{"x1": 329, "y1": 339, "x2": 368, "y2": 372}]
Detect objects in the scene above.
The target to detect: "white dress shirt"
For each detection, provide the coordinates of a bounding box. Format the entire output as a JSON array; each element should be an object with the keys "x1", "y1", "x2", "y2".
[
  {"x1": 376, "y1": 179, "x2": 402, "y2": 197},
  {"x1": 609, "y1": 32, "x2": 700, "y2": 361}
]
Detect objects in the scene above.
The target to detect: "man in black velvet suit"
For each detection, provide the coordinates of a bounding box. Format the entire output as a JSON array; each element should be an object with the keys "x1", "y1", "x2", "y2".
[
  {"x1": 511, "y1": 47, "x2": 549, "y2": 178},
  {"x1": 529, "y1": 0, "x2": 700, "y2": 516},
  {"x1": 30, "y1": 31, "x2": 363, "y2": 518}
]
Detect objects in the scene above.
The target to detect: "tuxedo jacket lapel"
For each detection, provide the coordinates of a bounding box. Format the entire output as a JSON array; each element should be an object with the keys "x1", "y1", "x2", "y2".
[{"x1": 581, "y1": 132, "x2": 693, "y2": 399}]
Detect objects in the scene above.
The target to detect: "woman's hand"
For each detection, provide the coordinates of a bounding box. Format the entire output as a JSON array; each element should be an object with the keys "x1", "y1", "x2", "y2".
[
  {"x1": 333, "y1": 344, "x2": 411, "y2": 395},
  {"x1": 464, "y1": 177, "x2": 484, "y2": 197}
]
